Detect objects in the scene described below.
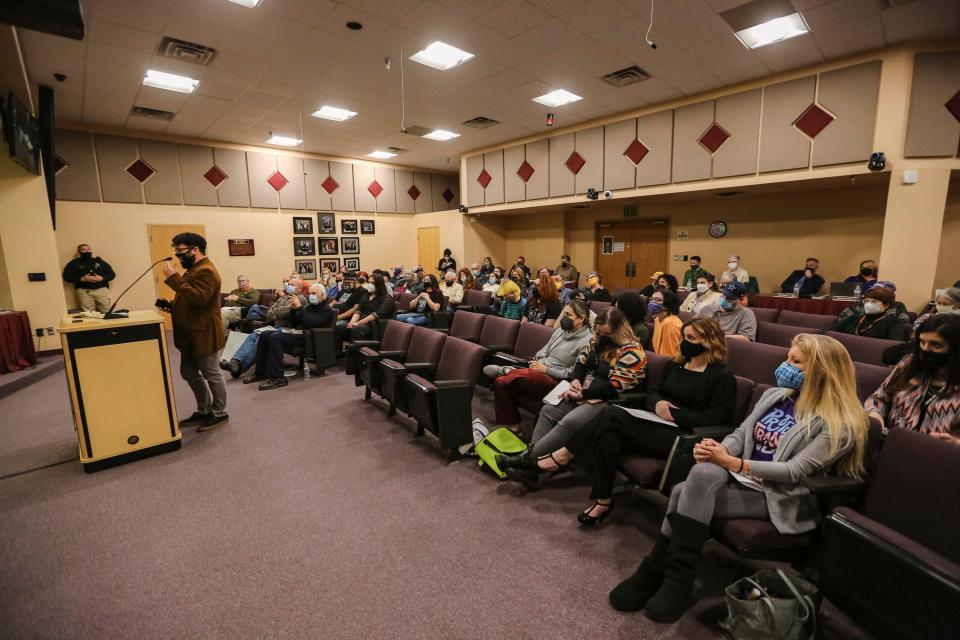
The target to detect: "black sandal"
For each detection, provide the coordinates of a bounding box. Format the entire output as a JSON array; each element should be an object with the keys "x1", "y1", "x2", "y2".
[{"x1": 577, "y1": 500, "x2": 615, "y2": 527}]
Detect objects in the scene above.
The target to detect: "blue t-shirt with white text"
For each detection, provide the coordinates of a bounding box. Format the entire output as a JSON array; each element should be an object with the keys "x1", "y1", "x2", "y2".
[{"x1": 751, "y1": 398, "x2": 797, "y2": 462}]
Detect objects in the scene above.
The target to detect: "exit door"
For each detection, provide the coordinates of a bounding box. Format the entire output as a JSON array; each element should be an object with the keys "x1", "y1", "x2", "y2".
[{"x1": 595, "y1": 219, "x2": 669, "y2": 291}]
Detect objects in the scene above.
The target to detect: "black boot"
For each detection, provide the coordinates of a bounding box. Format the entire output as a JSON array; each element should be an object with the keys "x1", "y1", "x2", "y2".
[
  {"x1": 608, "y1": 531, "x2": 669, "y2": 612},
  {"x1": 644, "y1": 513, "x2": 710, "y2": 624}
]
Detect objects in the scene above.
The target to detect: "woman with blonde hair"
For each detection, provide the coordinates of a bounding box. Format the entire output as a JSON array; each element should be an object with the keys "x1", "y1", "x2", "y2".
[{"x1": 608, "y1": 333, "x2": 868, "y2": 623}]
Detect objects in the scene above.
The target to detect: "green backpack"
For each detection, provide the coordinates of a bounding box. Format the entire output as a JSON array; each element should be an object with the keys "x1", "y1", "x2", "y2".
[{"x1": 475, "y1": 427, "x2": 528, "y2": 479}]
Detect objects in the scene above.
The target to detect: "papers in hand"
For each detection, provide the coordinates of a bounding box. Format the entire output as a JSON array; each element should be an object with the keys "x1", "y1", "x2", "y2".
[
  {"x1": 543, "y1": 380, "x2": 571, "y2": 406},
  {"x1": 614, "y1": 405, "x2": 678, "y2": 428},
  {"x1": 730, "y1": 471, "x2": 763, "y2": 492},
  {"x1": 252, "y1": 325, "x2": 277, "y2": 334}
]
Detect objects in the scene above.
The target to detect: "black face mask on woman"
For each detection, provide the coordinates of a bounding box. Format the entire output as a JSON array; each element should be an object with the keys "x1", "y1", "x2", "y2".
[
  {"x1": 918, "y1": 349, "x2": 949, "y2": 371},
  {"x1": 679, "y1": 339, "x2": 707, "y2": 360},
  {"x1": 559, "y1": 316, "x2": 574, "y2": 332}
]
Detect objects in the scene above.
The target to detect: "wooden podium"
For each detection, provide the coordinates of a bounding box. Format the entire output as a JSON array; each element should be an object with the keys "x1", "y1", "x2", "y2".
[{"x1": 59, "y1": 310, "x2": 180, "y2": 473}]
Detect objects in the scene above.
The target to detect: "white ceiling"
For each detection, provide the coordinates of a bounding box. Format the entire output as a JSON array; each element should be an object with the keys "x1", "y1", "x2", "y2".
[{"x1": 17, "y1": 0, "x2": 960, "y2": 171}]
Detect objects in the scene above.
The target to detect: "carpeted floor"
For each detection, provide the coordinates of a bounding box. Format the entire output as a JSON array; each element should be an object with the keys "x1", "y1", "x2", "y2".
[{"x1": 0, "y1": 347, "x2": 873, "y2": 639}]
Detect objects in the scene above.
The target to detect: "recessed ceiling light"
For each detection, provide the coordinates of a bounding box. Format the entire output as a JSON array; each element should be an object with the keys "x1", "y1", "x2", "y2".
[
  {"x1": 367, "y1": 150, "x2": 397, "y2": 159},
  {"x1": 734, "y1": 13, "x2": 809, "y2": 48},
  {"x1": 312, "y1": 106, "x2": 357, "y2": 121},
  {"x1": 143, "y1": 69, "x2": 199, "y2": 93},
  {"x1": 266, "y1": 135, "x2": 302, "y2": 147},
  {"x1": 422, "y1": 129, "x2": 460, "y2": 141},
  {"x1": 532, "y1": 89, "x2": 582, "y2": 108},
  {"x1": 228, "y1": 0, "x2": 261, "y2": 7},
  {"x1": 409, "y1": 41, "x2": 474, "y2": 71}
]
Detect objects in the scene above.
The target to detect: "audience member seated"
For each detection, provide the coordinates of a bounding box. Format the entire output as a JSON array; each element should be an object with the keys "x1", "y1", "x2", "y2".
[
  {"x1": 408, "y1": 267, "x2": 427, "y2": 294},
  {"x1": 608, "y1": 333, "x2": 868, "y2": 622},
  {"x1": 615, "y1": 292, "x2": 650, "y2": 346},
  {"x1": 370, "y1": 268, "x2": 394, "y2": 296},
  {"x1": 913, "y1": 286, "x2": 960, "y2": 332},
  {"x1": 651, "y1": 290, "x2": 683, "y2": 357},
  {"x1": 695, "y1": 281, "x2": 757, "y2": 341},
  {"x1": 844, "y1": 259, "x2": 879, "y2": 291},
  {"x1": 866, "y1": 313, "x2": 960, "y2": 445},
  {"x1": 511, "y1": 256, "x2": 531, "y2": 279},
  {"x1": 439, "y1": 271, "x2": 464, "y2": 309},
  {"x1": 437, "y1": 248, "x2": 456, "y2": 274},
  {"x1": 836, "y1": 281, "x2": 910, "y2": 335},
  {"x1": 457, "y1": 268, "x2": 477, "y2": 292},
  {"x1": 720, "y1": 254, "x2": 750, "y2": 285},
  {"x1": 482, "y1": 271, "x2": 501, "y2": 295},
  {"x1": 780, "y1": 258, "x2": 825, "y2": 297},
  {"x1": 833, "y1": 287, "x2": 907, "y2": 341},
  {"x1": 497, "y1": 279, "x2": 527, "y2": 320},
  {"x1": 220, "y1": 274, "x2": 260, "y2": 331},
  {"x1": 583, "y1": 271, "x2": 612, "y2": 302},
  {"x1": 680, "y1": 257, "x2": 708, "y2": 291},
  {"x1": 478, "y1": 256, "x2": 495, "y2": 279},
  {"x1": 504, "y1": 307, "x2": 646, "y2": 469},
  {"x1": 397, "y1": 274, "x2": 443, "y2": 326},
  {"x1": 332, "y1": 274, "x2": 370, "y2": 350},
  {"x1": 244, "y1": 284, "x2": 335, "y2": 390},
  {"x1": 482, "y1": 300, "x2": 593, "y2": 433},
  {"x1": 319, "y1": 269, "x2": 339, "y2": 299},
  {"x1": 524, "y1": 274, "x2": 564, "y2": 327},
  {"x1": 389, "y1": 265, "x2": 404, "y2": 288},
  {"x1": 508, "y1": 265, "x2": 529, "y2": 294},
  {"x1": 341, "y1": 274, "x2": 395, "y2": 341},
  {"x1": 220, "y1": 276, "x2": 308, "y2": 377},
  {"x1": 640, "y1": 271, "x2": 665, "y2": 297},
  {"x1": 658, "y1": 274, "x2": 679, "y2": 293},
  {"x1": 680, "y1": 274, "x2": 721, "y2": 314},
  {"x1": 500, "y1": 318, "x2": 735, "y2": 525},
  {"x1": 555, "y1": 254, "x2": 579, "y2": 286},
  {"x1": 553, "y1": 274, "x2": 574, "y2": 305}
]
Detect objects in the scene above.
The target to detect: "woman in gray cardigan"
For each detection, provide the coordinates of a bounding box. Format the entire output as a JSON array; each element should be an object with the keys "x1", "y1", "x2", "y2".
[{"x1": 609, "y1": 333, "x2": 869, "y2": 623}]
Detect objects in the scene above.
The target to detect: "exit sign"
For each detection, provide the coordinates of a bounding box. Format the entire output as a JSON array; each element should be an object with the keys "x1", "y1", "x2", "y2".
[{"x1": 623, "y1": 205, "x2": 637, "y2": 218}]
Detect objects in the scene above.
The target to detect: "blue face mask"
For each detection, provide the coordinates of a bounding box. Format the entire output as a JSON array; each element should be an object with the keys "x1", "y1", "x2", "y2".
[
  {"x1": 719, "y1": 297, "x2": 735, "y2": 311},
  {"x1": 285, "y1": 284, "x2": 296, "y2": 294},
  {"x1": 775, "y1": 362, "x2": 805, "y2": 389},
  {"x1": 647, "y1": 301, "x2": 662, "y2": 315},
  {"x1": 308, "y1": 294, "x2": 319, "y2": 305}
]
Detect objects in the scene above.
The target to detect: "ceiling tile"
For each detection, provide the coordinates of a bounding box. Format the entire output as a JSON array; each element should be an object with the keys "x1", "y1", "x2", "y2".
[
  {"x1": 133, "y1": 85, "x2": 191, "y2": 112},
  {"x1": 263, "y1": 0, "x2": 338, "y2": 26},
  {"x1": 240, "y1": 10, "x2": 314, "y2": 44},
  {"x1": 163, "y1": 14, "x2": 239, "y2": 51},
  {"x1": 518, "y1": 19, "x2": 586, "y2": 53},
  {"x1": 86, "y1": 18, "x2": 162, "y2": 53},
  {"x1": 87, "y1": 0, "x2": 169, "y2": 34},
  {"x1": 168, "y1": 0, "x2": 253, "y2": 31},
  {"x1": 395, "y1": 1, "x2": 473, "y2": 38},
  {"x1": 196, "y1": 82, "x2": 246, "y2": 101},
  {"x1": 478, "y1": 0, "x2": 552, "y2": 37},
  {"x1": 526, "y1": 0, "x2": 582, "y2": 16}
]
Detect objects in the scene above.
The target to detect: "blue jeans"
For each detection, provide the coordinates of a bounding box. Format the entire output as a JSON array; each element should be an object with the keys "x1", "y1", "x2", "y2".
[
  {"x1": 246, "y1": 304, "x2": 268, "y2": 321},
  {"x1": 396, "y1": 312, "x2": 429, "y2": 326},
  {"x1": 231, "y1": 332, "x2": 262, "y2": 373}
]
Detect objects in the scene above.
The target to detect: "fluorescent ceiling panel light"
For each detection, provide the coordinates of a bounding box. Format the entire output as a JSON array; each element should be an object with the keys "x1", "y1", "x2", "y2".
[
  {"x1": 532, "y1": 89, "x2": 582, "y2": 108},
  {"x1": 312, "y1": 106, "x2": 357, "y2": 121},
  {"x1": 266, "y1": 135, "x2": 301, "y2": 146},
  {"x1": 367, "y1": 150, "x2": 397, "y2": 159},
  {"x1": 409, "y1": 41, "x2": 474, "y2": 71},
  {"x1": 734, "y1": 13, "x2": 809, "y2": 49},
  {"x1": 143, "y1": 69, "x2": 199, "y2": 94},
  {"x1": 228, "y1": 0, "x2": 262, "y2": 7},
  {"x1": 422, "y1": 129, "x2": 460, "y2": 141}
]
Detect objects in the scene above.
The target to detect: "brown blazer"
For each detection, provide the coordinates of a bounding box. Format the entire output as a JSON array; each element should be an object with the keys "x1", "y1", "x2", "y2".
[{"x1": 165, "y1": 256, "x2": 224, "y2": 357}]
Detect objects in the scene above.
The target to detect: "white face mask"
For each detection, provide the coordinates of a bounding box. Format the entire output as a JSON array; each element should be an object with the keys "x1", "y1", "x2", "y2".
[
  {"x1": 727, "y1": 262, "x2": 738, "y2": 271},
  {"x1": 696, "y1": 283, "x2": 709, "y2": 294},
  {"x1": 364, "y1": 283, "x2": 375, "y2": 293},
  {"x1": 863, "y1": 301, "x2": 883, "y2": 316},
  {"x1": 936, "y1": 303, "x2": 955, "y2": 314}
]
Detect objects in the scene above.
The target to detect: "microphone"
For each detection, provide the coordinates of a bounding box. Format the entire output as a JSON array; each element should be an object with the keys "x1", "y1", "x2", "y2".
[{"x1": 103, "y1": 257, "x2": 174, "y2": 319}]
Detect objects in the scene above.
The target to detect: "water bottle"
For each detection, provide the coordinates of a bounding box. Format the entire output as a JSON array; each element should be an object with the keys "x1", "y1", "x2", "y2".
[
  {"x1": 853, "y1": 283, "x2": 862, "y2": 299},
  {"x1": 793, "y1": 280, "x2": 801, "y2": 297},
  {"x1": 686, "y1": 278, "x2": 693, "y2": 290},
  {"x1": 303, "y1": 360, "x2": 311, "y2": 380}
]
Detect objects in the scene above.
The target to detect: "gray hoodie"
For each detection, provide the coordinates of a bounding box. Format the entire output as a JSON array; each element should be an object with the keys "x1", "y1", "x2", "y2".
[{"x1": 536, "y1": 325, "x2": 593, "y2": 380}]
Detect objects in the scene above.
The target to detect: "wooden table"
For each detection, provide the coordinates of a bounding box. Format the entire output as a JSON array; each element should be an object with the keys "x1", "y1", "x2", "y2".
[
  {"x1": 0, "y1": 311, "x2": 38, "y2": 373},
  {"x1": 754, "y1": 295, "x2": 855, "y2": 316}
]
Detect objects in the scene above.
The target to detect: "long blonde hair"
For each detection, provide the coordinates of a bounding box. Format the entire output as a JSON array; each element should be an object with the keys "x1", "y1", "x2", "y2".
[{"x1": 791, "y1": 334, "x2": 868, "y2": 478}]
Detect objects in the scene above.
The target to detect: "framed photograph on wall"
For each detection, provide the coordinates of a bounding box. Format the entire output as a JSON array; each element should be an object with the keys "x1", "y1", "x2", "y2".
[
  {"x1": 341, "y1": 237, "x2": 359, "y2": 254},
  {"x1": 360, "y1": 219, "x2": 375, "y2": 234},
  {"x1": 319, "y1": 237, "x2": 338, "y2": 255},
  {"x1": 294, "y1": 237, "x2": 316, "y2": 256},
  {"x1": 228, "y1": 239, "x2": 255, "y2": 256},
  {"x1": 344, "y1": 257, "x2": 359, "y2": 272},
  {"x1": 293, "y1": 216, "x2": 313, "y2": 235},
  {"x1": 317, "y1": 212, "x2": 336, "y2": 235},
  {"x1": 295, "y1": 259, "x2": 317, "y2": 280},
  {"x1": 321, "y1": 259, "x2": 340, "y2": 273},
  {"x1": 341, "y1": 219, "x2": 358, "y2": 234}
]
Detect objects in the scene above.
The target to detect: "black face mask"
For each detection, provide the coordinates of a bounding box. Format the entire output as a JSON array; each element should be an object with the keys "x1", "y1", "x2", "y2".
[
  {"x1": 510, "y1": 275, "x2": 521, "y2": 284},
  {"x1": 176, "y1": 252, "x2": 195, "y2": 269},
  {"x1": 595, "y1": 335, "x2": 614, "y2": 352},
  {"x1": 918, "y1": 349, "x2": 949, "y2": 371},
  {"x1": 860, "y1": 267, "x2": 876, "y2": 277},
  {"x1": 679, "y1": 339, "x2": 707, "y2": 360},
  {"x1": 559, "y1": 316, "x2": 574, "y2": 332},
  {"x1": 79, "y1": 251, "x2": 92, "y2": 259}
]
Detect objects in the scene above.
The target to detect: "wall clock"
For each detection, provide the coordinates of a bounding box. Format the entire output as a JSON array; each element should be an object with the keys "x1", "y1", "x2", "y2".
[{"x1": 709, "y1": 221, "x2": 727, "y2": 238}]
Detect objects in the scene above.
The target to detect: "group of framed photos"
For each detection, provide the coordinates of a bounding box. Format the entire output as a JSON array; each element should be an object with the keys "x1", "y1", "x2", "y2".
[{"x1": 293, "y1": 212, "x2": 369, "y2": 279}]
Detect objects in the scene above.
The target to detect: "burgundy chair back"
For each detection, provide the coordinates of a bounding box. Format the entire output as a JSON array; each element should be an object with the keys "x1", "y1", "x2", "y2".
[
  {"x1": 511, "y1": 323, "x2": 556, "y2": 361},
  {"x1": 777, "y1": 309, "x2": 837, "y2": 330},
  {"x1": 447, "y1": 311, "x2": 485, "y2": 342},
  {"x1": 745, "y1": 383, "x2": 774, "y2": 414},
  {"x1": 826, "y1": 331, "x2": 902, "y2": 367},
  {"x1": 756, "y1": 322, "x2": 823, "y2": 348},
  {"x1": 434, "y1": 336, "x2": 486, "y2": 384},
  {"x1": 260, "y1": 292, "x2": 277, "y2": 307},
  {"x1": 853, "y1": 361, "x2": 891, "y2": 404},
  {"x1": 405, "y1": 326, "x2": 446, "y2": 363},
  {"x1": 590, "y1": 300, "x2": 612, "y2": 314},
  {"x1": 861, "y1": 428, "x2": 960, "y2": 564},
  {"x1": 750, "y1": 307, "x2": 780, "y2": 324},
  {"x1": 677, "y1": 311, "x2": 695, "y2": 324},
  {"x1": 398, "y1": 291, "x2": 417, "y2": 311},
  {"x1": 478, "y1": 315, "x2": 521, "y2": 350},
  {"x1": 725, "y1": 339, "x2": 788, "y2": 387},
  {"x1": 380, "y1": 320, "x2": 416, "y2": 352},
  {"x1": 731, "y1": 375, "x2": 756, "y2": 424},
  {"x1": 464, "y1": 289, "x2": 492, "y2": 309},
  {"x1": 643, "y1": 352, "x2": 673, "y2": 388}
]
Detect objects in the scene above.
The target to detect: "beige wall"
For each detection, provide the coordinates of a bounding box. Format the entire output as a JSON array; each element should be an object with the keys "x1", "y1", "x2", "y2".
[
  {"x1": 462, "y1": 215, "x2": 507, "y2": 269},
  {"x1": 505, "y1": 213, "x2": 566, "y2": 272}
]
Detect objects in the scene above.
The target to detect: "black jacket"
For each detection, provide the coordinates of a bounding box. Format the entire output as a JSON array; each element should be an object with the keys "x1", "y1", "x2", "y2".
[
  {"x1": 780, "y1": 270, "x2": 825, "y2": 297},
  {"x1": 290, "y1": 300, "x2": 334, "y2": 330},
  {"x1": 62, "y1": 256, "x2": 115, "y2": 290},
  {"x1": 646, "y1": 361, "x2": 737, "y2": 429}
]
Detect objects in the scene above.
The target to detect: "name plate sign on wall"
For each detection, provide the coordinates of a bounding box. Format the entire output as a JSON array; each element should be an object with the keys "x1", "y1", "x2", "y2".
[{"x1": 228, "y1": 239, "x2": 255, "y2": 256}]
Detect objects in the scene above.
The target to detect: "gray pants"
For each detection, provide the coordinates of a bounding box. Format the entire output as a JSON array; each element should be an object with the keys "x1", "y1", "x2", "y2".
[
  {"x1": 179, "y1": 351, "x2": 228, "y2": 417},
  {"x1": 530, "y1": 401, "x2": 605, "y2": 457},
  {"x1": 662, "y1": 462, "x2": 768, "y2": 536}
]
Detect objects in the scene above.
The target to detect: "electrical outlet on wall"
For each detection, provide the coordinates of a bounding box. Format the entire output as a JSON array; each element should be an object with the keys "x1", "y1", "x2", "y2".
[
  {"x1": 46, "y1": 327, "x2": 54, "y2": 336},
  {"x1": 34, "y1": 328, "x2": 44, "y2": 338}
]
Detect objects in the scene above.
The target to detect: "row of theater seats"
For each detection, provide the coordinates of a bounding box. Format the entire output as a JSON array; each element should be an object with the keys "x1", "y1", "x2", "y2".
[{"x1": 338, "y1": 311, "x2": 960, "y2": 640}]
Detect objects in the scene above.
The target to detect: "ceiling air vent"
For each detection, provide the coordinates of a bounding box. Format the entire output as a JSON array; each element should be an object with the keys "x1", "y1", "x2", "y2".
[
  {"x1": 462, "y1": 116, "x2": 499, "y2": 129},
  {"x1": 400, "y1": 125, "x2": 432, "y2": 136},
  {"x1": 158, "y1": 36, "x2": 218, "y2": 66},
  {"x1": 601, "y1": 65, "x2": 651, "y2": 88},
  {"x1": 130, "y1": 106, "x2": 175, "y2": 121}
]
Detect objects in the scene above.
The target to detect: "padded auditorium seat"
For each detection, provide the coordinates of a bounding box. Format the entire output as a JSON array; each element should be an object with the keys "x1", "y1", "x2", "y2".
[
  {"x1": 677, "y1": 311, "x2": 695, "y2": 323},
  {"x1": 377, "y1": 327, "x2": 445, "y2": 415},
  {"x1": 724, "y1": 339, "x2": 787, "y2": 386},
  {"x1": 825, "y1": 331, "x2": 902, "y2": 367},
  {"x1": 437, "y1": 310, "x2": 485, "y2": 342},
  {"x1": 404, "y1": 336, "x2": 487, "y2": 460},
  {"x1": 489, "y1": 322, "x2": 555, "y2": 369},
  {"x1": 756, "y1": 321, "x2": 822, "y2": 348},
  {"x1": 853, "y1": 361, "x2": 890, "y2": 403},
  {"x1": 749, "y1": 307, "x2": 780, "y2": 324},
  {"x1": 350, "y1": 320, "x2": 415, "y2": 391},
  {"x1": 455, "y1": 289, "x2": 492, "y2": 313},
  {"x1": 777, "y1": 309, "x2": 837, "y2": 330},
  {"x1": 397, "y1": 291, "x2": 417, "y2": 312},
  {"x1": 478, "y1": 315, "x2": 521, "y2": 361},
  {"x1": 590, "y1": 300, "x2": 612, "y2": 314},
  {"x1": 819, "y1": 428, "x2": 960, "y2": 640}
]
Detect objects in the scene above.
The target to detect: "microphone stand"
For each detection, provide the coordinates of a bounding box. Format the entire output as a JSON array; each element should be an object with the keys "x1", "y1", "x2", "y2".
[{"x1": 103, "y1": 257, "x2": 174, "y2": 319}]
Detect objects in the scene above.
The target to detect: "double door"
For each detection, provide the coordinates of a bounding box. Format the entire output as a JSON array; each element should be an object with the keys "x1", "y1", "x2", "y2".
[{"x1": 595, "y1": 219, "x2": 669, "y2": 291}]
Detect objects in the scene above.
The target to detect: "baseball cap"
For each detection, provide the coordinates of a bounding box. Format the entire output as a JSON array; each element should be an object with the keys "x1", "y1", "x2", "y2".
[
  {"x1": 721, "y1": 281, "x2": 747, "y2": 300},
  {"x1": 649, "y1": 271, "x2": 664, "y2": 279}
]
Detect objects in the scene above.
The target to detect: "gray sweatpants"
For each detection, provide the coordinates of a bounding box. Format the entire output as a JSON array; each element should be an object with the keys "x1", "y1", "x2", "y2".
[
  {"x1": 179, "y1": 351, "x2": 228, "y2": 417},
  {"x1": 530, "y1": 401, "x2": 605, "y2": 457},
  {"x1": 662, "y1": 461, "x2": 768, "y2": 536}
]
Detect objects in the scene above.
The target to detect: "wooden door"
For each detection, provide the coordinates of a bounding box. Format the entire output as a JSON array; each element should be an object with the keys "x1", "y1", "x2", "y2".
[
  {"x1": 417, "y1": 226, "x2": 440, "y2": 275},
  {"x1": 594, "y1": 219, "x2": 669, "y2": 291},
  {"x1": 595, "y1": 221, "x2": 634, "y2": 291},
  {"x1": 629, "y1": 219, "x2": 669, "y2": 291},
  {"x1": 148, "y1": 224, "x2": 205, "y2": 329}
]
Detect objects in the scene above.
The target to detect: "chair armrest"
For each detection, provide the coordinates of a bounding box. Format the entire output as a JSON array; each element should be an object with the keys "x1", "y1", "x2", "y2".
[
  {"x1": 435, "y1": 328, "x2": 450, "y2": 335},
  {"x1": 403, "y1": 362, "x2": 437, "y2": 378},
  {"x1": 404, "y1": 374, "x2": 435, "y2": 393},
  {"x1": 484, "y1": 344, "x2": 515, "y2": 356},
  {"x1": 492, "y1": 352, "x2": 527, "y2": 366},
  {"x1": 434, "y1": 379, "x2": 472, "y2": 389},
  {"x1": 346, "y1": 339, "x2": 381, "y2": 351},
  {"x1": 801, "y1": 476, "x2": 863, "y2": 495},
  {"x1": 380, "y1": 358, "x2": 407, "y2": 373},
  {"x1": 685, "y1": 425, "x2": 735, "y2": 438}
]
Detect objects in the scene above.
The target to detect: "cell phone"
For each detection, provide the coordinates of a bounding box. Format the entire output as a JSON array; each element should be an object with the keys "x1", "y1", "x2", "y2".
[{"x1": 155, "y1": 298, "x2": 172, "y2": 311}]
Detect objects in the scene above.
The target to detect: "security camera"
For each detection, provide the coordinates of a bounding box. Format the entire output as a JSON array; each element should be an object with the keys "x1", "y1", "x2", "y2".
[
  {"x1": 645, "y1": 37, "x2": 657, "y2": 49},
  {"x1": 458, "y1": 204, "x2": 469, "y2": 213},
  {"x1": 586, "y1": 188, "x2": 598, "y2": 200},
  {"x1": 384, "y1": 57, "x2": 391, "y2": 70},
  {"x1": 603, "y1": 190, "x2": 613, "y2": 199},
  {"x1": 868, "y1": 152, "x2": 886, "y2": 171},
  {"x1": 54, "y1": 73, "x2": 67, "y2": 82}
]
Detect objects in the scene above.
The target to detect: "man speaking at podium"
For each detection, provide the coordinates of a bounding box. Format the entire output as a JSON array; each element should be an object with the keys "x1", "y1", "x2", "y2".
[{"x1": 161, "y1": 232, "x2": 229, "y2": 432}]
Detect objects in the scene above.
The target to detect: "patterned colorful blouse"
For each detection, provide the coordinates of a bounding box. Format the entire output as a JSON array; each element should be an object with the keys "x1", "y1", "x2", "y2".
[
  {"x1": 864, "y1": 356, "x2": 960, "y2": 435},
  {"x1": 573, "y1": 337, "x2": 647, "y2": 401}
]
